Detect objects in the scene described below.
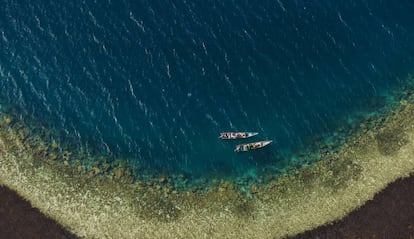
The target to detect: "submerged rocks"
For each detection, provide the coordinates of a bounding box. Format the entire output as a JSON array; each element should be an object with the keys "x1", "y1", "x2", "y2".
[
  {"x1": 113, "y1": 168, "x2": 124, "y2": 179},
  {"x1": 51, "y1": 141, "x2": 59, "y2": 149},
  {"x1": 375, "y1": 127, "x2": 408, "y2": 156},
  {"x1": 1, "y1": 116, "x2": 13, "y2": 128},
  {"x1": 62, "y1": 151, "x2": 72, "y2": 161},
  {"x1": 111, "y1": 166, "x2": 134, "y2": 184},
  {"x1": 249, "y1": 184, "x2": 258, "y2": 194},
  {"x1": 158, "y1": 177, "x2": 167, "y2": 184},
  {"x1": 49, "y1": 152, "x2": 58, "y2": 160}
]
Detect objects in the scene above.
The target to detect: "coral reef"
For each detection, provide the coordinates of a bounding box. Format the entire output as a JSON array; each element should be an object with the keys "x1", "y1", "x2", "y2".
[{"x1": 1, "y1": 76, "x2": 414, "y2": 238}]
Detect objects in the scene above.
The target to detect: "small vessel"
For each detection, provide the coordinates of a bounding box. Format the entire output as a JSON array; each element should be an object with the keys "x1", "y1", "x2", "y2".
[
  {"x1": 234, "y1": 140, "x2": 273, "y2": 152},
  {"x1": 219, "y1": 132, "x2": 258, "y2": 140}
]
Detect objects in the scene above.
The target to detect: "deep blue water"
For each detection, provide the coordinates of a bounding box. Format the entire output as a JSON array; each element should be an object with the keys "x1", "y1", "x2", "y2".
[{"x1": 1, "y1": 0, "x2": 414, "y2": 178}]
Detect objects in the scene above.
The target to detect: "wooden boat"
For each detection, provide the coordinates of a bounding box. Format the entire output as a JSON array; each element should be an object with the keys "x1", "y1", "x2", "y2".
[
  {"x1": 218, "y1": 132, "x2": 258, "y2": 140},
  {"x1": 234, "y1": 140, "x2": 272, "y2": 152}
]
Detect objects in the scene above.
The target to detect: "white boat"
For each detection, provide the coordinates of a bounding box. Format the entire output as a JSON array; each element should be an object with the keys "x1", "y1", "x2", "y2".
[
  {"x1": 219, "y1": 132, "x2": 258, "y2": 140},
  {"x1": 234, "y1": 140, "x2": 273, "y2": 152}
]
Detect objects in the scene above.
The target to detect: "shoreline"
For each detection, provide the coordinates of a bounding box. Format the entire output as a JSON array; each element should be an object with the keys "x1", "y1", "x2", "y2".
[
  {"x1": 1, "y1": 173, "x2": 413, "y2": 238},
  {"x1": 1, "y1": 77, "x2": 414, "y2": 238}
]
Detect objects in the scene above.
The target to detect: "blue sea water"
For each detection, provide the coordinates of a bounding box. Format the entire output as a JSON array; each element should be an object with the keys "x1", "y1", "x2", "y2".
[{"x1": 1, "y1": 0, "x2": 414, "y2": 178}]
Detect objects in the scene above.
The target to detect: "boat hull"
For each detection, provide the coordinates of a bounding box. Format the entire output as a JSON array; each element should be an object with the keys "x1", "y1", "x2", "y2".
[
  {"x1": 219, "y1": 132, "x2": 258, "y2": 140},
  {"x1": 234, "y1": 140, "x2": 272, "y2": 152}
]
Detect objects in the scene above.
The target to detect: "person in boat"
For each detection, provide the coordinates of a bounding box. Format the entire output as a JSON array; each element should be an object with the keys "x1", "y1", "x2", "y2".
[
  {"x1": 236, "y1": 144, "x2": 247, "y2": 152},
  {"x1": 251, "y1": 142, "x2": 261, "y2": 149}
]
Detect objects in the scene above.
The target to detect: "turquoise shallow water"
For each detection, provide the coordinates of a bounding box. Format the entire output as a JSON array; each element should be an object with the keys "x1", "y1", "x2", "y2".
[{"x1": 1, "y1": 0, "x2": 414, "y2": 179}]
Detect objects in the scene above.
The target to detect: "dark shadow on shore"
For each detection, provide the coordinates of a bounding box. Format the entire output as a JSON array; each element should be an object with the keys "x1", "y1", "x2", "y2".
[
  {"x1": 0, "y1": 186, "x2": 79, "y2": 239},
  {"x1": 290, "y1": 174, "x2": 414, "y2": 239}
]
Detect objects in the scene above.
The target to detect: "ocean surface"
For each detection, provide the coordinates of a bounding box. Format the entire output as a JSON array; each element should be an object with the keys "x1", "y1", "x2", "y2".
[{"x1": 1, "y1": 0, "x2": 414, "y2": 179}]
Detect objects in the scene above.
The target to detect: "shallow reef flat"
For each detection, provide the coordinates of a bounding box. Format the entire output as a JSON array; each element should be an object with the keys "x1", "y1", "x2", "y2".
[{"x1": 1, "y1": 79, "x2": 414, "y2": 238}]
